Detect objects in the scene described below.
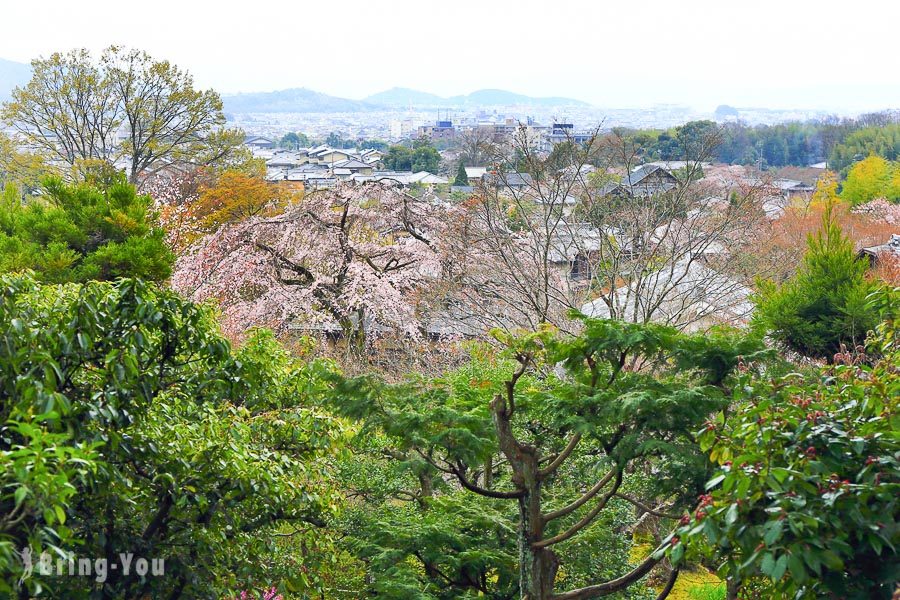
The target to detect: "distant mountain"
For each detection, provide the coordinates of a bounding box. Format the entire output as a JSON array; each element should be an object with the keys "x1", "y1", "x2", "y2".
[
  {"x1": 364, "y1": 87, "x2": 447, "y2": 107},
  {"x1": 454, "y1": 89, "x2": 590, "y2": 107},
  {"x1": 0, "y1": 58, "x2": 31, "y2": 101},
  {"x1": 365, "y1": 87, "x2": 591, "y2": 108},
  {"x1": 223, "y1": 88, "x2": 375, "y2": 114},
  {"x1": 223, "y1": 85, "x2": 591, "y2": 114}
]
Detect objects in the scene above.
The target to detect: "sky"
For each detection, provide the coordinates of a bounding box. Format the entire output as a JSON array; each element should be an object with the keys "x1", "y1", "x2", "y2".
[{"x1": 1, "y1": 0, "x2": 898, "y2": 112}]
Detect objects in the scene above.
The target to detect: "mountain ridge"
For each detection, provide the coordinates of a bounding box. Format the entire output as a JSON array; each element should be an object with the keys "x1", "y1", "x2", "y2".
[
  {"x1": 222, "y1": 87, "x2": 377, "y2": 114},
  {"x1": 364, "y1": 86, "x2": 591, "y2": 108},
  {"x1": 2, "y1": 56, "x2": 593, "y2": 113},
  {"x1": 0, "y1": 58, "x2": 31, "y2": 101},
  {"x1": 222, "y1": 86, "x2": 593, "y2": 114}
]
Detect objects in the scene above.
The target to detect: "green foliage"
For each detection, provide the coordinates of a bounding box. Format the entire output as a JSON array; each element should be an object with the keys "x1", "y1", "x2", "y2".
[
  {"x1": 3, "y1": 47, "x2": 238, "y2": 183},
  {"x1": 325, "y1": 349, "x2": 520, "y2": 597},
  {"x1": 829, "y1": 123, "x2": 900, "y2": 174},
  {"x1": 454, "y1": 161, "x2": 469, "y2": 187},
  {"x1": 686, "y1": 582, "x2": 726, "y2": 600},
  {"x1": 840, "y1": 155, "x2": 899, "y2": 204},
  {"x1": 328, "y1": 320, "x2": 765, "y2": 598},
  {"x1": 278, "y1": 131, "x2": 310, "y2": 150},
  {"x1": 753, "y1": 205, "x2": 882, "y2": 359},
  {"x1": 614, "y1": 114, "x2": 900, "y2": 169},
  {"x1": 0, "y1": 274, "x2": 347, "y2": 597},
  {"x1": 676, "y1": 315, "x2": 900, "y2": 599},
  {"x1": 383, "y1": 138, "x2": 441, "y2": 174},
  {"x1": 0, "y1": 174, "x2": 173, "y2": 283}
]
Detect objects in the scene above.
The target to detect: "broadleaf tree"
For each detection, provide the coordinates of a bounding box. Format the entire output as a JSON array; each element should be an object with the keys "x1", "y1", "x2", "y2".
[
  {"x1": 0, "y1": 274, "x2": 347, "y2": 598},
  {"x1": 2, "y1": 46, "x2": 244, "y2": 186}
]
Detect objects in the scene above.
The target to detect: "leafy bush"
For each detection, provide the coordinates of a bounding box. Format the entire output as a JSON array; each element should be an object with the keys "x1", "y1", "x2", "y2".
[
  {"x1": 0, "y1": 274, "x2": 346, "y2": 597},
  {"x1": 676, "y1": 306, "x2": 899, "y2": 598}
]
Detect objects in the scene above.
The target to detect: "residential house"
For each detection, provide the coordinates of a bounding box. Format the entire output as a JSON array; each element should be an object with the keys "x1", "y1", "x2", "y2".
[
  {"x1": 359, "y1": 149, "x2": 383, "y2": 165},
  {"x1": 464, "y1": 167, "x2": 488, "y2": 183},
  {"x1": 368, "y1": 171, "x2": 449, "y2": 186},
  {"x1": 331, "y1": 159, "x2": 374, "y2": 177},
  {"x1": 244, "y1": 135, "x2": 276, "y2": 150},
  {"x1": 484, "y1": 171, "x2": 535, "y2": 191},
  {"x1": 266, "y1": 151, "x2": 309, "y2": 169},
  {"x1": 308, "y1": 146, "x2": 353, "y2": 165},
  {"x1": 546, "y1": 222, "x2": 607, "y2": 282},
  {"x1": 598, "y1": 164, "x2": 678, "y2": 198},
  {"x1": 858, "y1": 234, "x2": 900, "y2": 268},
  {"x1": 772, "y1": 178, "x2": 814, "y2": 199}
]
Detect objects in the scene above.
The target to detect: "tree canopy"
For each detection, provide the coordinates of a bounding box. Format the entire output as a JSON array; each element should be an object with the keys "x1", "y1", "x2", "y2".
[
  {"x1": 840, "y1": 155, "x2": 900, "y2": 205},
  {"x1": 753, "y1": 204, "x2": 882, "y2": 360},
  {"x1": 1, "y1": 47, "x2": 244, "y2": 185},
  {"x1": 0, "y1": 274, "x2": 347, "y2": 598},
  {"x1": 0, "y1": 173, "x2": 173, "y2": 283},
  {"x1": 328, "y1": 317, "x2": 766, "y2": 598},
  {"x1": 383, "y1": 138, "x2": 441, "y2": 174}
]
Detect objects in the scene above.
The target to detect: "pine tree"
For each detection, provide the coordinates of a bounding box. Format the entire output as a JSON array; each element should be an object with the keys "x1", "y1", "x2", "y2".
[
  {"x1": 453, "y1": 161, "x2": 469, "y2": 187},
  {"x1": 754, "y1": 202, "x2": 881, "y2": 359},
  {"x1": 0, "y1": 173, "x2": 173, "y2": 283}
]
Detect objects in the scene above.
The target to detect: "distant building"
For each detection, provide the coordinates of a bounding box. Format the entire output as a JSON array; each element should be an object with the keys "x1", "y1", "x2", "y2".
[
  {"x1": 598, "y1": 164, "x2": 678, "y2": 198},
  {"x1": 858, "y1": 234, "x2": 900, "y2": 267},
  {"x1": 418, "y1": 119, "x2": 456, "y2": 141},
  {"x1": 484, "y1": 171, "x2": 534, "y2": 190},
  {"x1": 464, "y1": 167, "x2": 488, "y2": 182},
  {"x1": 244, "y1": 135, "x2": 276, "y2": 150},
  {"x1": 772, "y1": 179, "x2": 815, "y2": 198},
  {"x1": 542, "y1": 123, "x2": 595, "y2": 149},
  {"x1": 331, "y1": 159, "x2": 374, "y2": 177}
]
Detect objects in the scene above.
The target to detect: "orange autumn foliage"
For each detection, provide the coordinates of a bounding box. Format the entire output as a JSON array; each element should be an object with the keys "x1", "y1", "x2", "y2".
[
  {"x1": 194, "y1": 170, "x2": 300, "y2": 234},
  {"x1": 750, "y1": 175, "x2": 897, "y2": 284}
]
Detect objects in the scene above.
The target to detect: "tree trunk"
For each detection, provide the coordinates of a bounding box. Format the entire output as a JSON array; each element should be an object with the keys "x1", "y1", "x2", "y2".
[
  {"x1": 519, "y1": 478, "x2": 558, "y2": 600},
  {"x1": 726, "y1": 577, "x2": 740, "y2": 600},
  {"x1": 492, "y1": 393, "x2": 557, "y2": 599}
]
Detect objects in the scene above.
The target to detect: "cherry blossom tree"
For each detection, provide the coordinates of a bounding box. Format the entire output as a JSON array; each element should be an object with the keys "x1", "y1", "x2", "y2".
[
  {"x1": 144, "y1": 167, "x2": 207, "y2": 251},
  {"x1": 172, "y1": 181, "x2": 453, "y2": 350}
]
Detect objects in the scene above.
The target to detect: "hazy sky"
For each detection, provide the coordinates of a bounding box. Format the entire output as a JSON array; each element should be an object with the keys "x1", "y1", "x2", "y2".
[{"x1": 1, "y1": 0, "x2": 897, "y2": 111}]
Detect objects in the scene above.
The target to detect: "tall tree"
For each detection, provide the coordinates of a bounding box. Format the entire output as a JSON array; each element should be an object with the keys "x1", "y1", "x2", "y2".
[
  {"x1": 2, "y1": 47, "x2": 243, "y2": 185},
  {"x1": 841, "y1": 155, "x2": 898, "y2": 205},
  {"x1": 1, "y1": 50, "x2": 121, "y2": 166},
  {"x1": 754, "y1": 202, "x2": 881, "y2": 360},
  {"x1": 278, "y1": 131, "x2": 310, "y2": 150},
  {"x1": 101, "y1": 46, "x2": 232, "y2": 183},
  {"x1": 383, "y1": 138, "x2": 441, "y2": 174},
  {"x1": 453, "y1": 161, "x2": 469, "y2": 187},
  {"x1": 332, "y1": 317, "x2": 765, "y2": 599}
]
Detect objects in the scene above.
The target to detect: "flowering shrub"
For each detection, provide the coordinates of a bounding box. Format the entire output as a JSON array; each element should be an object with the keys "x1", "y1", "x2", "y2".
[
  {"x1": 674, "y1": 316, "x2": 899, "y2": 598},
  {"x1": 235, "y1": 587, "x2": 283, "y2": 600}
]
